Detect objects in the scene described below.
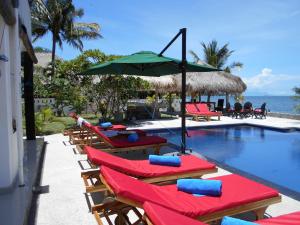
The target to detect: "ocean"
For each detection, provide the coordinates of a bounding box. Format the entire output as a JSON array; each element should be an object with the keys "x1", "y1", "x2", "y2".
[{"x1": 201, "y1": 96, "x2": 300, "y2": 114}]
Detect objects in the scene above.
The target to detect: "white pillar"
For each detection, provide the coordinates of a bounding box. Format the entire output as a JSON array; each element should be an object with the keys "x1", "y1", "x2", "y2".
[
  {"x1": 0, "y1": 16, "x2": 17, "y2": 188},
  {"x1": 10, "y1": 9, "x2": 25, "y2": 185}
]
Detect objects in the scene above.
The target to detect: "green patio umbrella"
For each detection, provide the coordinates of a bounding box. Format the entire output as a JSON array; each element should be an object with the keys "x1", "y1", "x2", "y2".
[
  {"x1": 81, "y1": 51, "x2": 216, "y2": 76},
  {"x1": 79, "y1": 29, "x2": 219, "y2": 153}
]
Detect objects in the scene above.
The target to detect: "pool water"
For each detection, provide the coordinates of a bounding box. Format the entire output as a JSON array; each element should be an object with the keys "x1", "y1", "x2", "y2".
[{"x1": 157, "y1": 125, "x2": 300, "y2": 198}]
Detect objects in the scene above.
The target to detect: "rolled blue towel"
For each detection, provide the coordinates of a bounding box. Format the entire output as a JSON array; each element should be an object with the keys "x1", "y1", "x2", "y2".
[
  {"x1": 177, "y1": 179, "x2": 222, "y2": 196},
  {"x1": 100, "y1": 122, "x2": 113, "y2": 128},
  {"x1": 128, "y1": 133, "x2": 139, "y2": 142},
  {"x1": 149, "y1": 155, "x2": 181, "y2": 167},
  {"x1": 221, "y1": 217, "x2": 258, "y2": 225}
]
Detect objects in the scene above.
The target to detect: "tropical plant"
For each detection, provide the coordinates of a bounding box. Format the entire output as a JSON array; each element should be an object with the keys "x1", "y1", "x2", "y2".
[
  {"x1": 292, "y1": 87, "x2": 300, "y2": 112},
  {"x1": 31, "y1": 0, "x2": 102, "y2": 75},
  {"x1": 190, "y1": 40, "x2": 243, "y2": 101}
]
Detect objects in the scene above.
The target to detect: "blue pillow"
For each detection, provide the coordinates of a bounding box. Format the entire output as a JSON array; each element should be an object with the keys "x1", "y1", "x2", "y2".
[
  {"x1": 149, "y1": 155, "x2": 181, "y2": 167},
  {"x1": 128, "y1": 133, "x2": 139, "y2": 142},
  {"x1": 221, "y1": 216, "x2": 258, "y2": 225},
  {"x1": 177, "y1": 179, "x2": 222, "y2": 196},
  {"x1": 100, "y1": 122, "x2": 113, "y2": 128}
]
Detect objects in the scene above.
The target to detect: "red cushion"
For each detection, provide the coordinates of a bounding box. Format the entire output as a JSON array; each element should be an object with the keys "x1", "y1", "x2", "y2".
[
  {"x1": 257, "y1": 211, "x2": 300, "y2": 225},
  {"x1": 89, "y1": 126, "x2": 166, "y2": 148},
  {"x1": 110, "y1": 135, "x2": 167, "y2": 148},
  {"x1": 196, "y1": 103, "x2": 210, "y2": 112},
  {"x1": 101, "y1": 166, "x2": 279, "y2": 218},
  {"x1": 186, "y1": 104, "x2": 199, "y2": 113},
  {"x1": 144, "y1": 202, "x2": 207, "y2": 225},
  {"x1": 85, "y1": 146, "x2": 216, "y2": 178}
]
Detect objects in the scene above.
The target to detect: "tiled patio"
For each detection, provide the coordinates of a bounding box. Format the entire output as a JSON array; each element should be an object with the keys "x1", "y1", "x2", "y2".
[{"x1": 33, "y1": 116, "x2": 300, "y2": 225}]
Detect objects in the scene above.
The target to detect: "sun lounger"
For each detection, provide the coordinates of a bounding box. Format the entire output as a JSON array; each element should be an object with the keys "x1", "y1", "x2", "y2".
[
  {"x1": 81, "y1": 146, "x2": 217, "y2": 193},
  {"x1": 91, "y1": 166, "x2": 281, "y2": 224},
  {"x1": 66, "y1": 113, "x2": 146, "y2": 144},
  {"x1": 76, "y1": 123, "x2": 167, "y2": 154},
  {"x1": 143, "y1": 202, "x2": 300, "y2": 225},
  {"x1": 253, "y1": 103, "x2": 267, "y2": 119},
  {"x1": 186, "y1": 103, "x2": 221, "y2": 121},
  {"x1": 196, "y1": 103, "x2": 221, "y2": 121}
]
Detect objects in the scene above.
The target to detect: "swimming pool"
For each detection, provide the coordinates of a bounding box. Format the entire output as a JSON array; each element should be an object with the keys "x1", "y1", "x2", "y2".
[{"x1": 155, "y1": 125, "x2": 300, "y2": 199}]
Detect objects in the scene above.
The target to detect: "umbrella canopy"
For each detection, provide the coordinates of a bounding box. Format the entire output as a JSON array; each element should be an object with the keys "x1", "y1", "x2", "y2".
[
  {"x1": 80, "y1": 51, "x2": 218, "y2": 76},
  {"x1": 174, "y1": 71, "x2": 246, "y2": 95}
]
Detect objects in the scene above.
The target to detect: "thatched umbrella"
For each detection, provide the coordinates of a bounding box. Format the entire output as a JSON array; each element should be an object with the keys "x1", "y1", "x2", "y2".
[
  {"x1": 139, "y1": 75, "x2": 175, "y2": 93},
  {"x1": 174, "y1": 71, "x2": 247, "y2": 105}
]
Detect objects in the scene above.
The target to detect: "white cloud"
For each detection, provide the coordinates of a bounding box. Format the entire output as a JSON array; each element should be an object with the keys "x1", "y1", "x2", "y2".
[{"x1": 242, "y1": 68, "x2": 300, "y2": 95}]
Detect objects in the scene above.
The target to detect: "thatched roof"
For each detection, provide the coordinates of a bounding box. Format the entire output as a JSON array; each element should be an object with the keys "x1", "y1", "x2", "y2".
[
  {"x1": 173, "y1": 71, "x2": 247, "y2": 95},
  {"x1": 138, "y1": 75, "x2": 175, "y2": 93}
]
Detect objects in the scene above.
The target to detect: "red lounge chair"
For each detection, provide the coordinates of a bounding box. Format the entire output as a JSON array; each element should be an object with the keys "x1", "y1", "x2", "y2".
[
  {"x1": 143, "y1": 202, "x2": 300, "y2": 225},
  {"x1": 186, "y1": 103, "x2": 220, "y2": 121},
  {"x1": 92, "y1": 166, "x2": 281, "y2": 224},
  {"x1": 81, "y1": 146, "x2": 217, "y2": 193},
  {"x1": 76, "y1": 124, "x2": 167, "y2": 155},
  {"x1": 66, "y1": 113, "x2": 146, "y2": 144},
  {"x1": 196, "y1": 103, "x2": 221, "y2": 121}
]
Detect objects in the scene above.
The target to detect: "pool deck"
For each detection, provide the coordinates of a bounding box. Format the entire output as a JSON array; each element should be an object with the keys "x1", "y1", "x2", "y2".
[{"x1": 34, "y1": 116, "x2": 300, "y2": 225}]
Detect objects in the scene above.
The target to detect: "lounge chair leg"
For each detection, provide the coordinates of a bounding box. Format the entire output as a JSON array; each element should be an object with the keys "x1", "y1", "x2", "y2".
[
  {"x1": 154, "y1": 147, "x2": 160, "y2": 155},
  {"x1": 254, "y1": 206, "x2": 267, "y2": 220}
]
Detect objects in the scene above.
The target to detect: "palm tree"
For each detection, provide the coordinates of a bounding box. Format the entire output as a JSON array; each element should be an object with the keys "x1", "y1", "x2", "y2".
[
  {"x1": 31, "y1": 0, "x2": 102, "y2": 75},
  {"x1": 190, "y1": 39, "x2": 243, "y2": 101}
]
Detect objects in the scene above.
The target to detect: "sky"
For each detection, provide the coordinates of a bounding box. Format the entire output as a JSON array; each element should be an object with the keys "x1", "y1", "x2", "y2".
[{"x1": 34, "y1": 0, "x2": 300, "y2": 96}]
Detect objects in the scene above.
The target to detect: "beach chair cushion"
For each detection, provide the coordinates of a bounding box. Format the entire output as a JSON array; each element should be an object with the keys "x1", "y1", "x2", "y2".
[
  {"x1": 196, "y1": 103, "x2": 221, "y2": 116},
  {"x1": 85, "y1": 146, "x2": 215, "y2": 177},
  {"x1": 143, "y1": 202, "x2": 207, "y2": 225},
  {"x1": 101, "y1": 166, "x2": 279, "y2": 218},
  {"x1": 144, "y1": 202, "x2": 300, "y2": 225},
  {"x1": 91, "y1": 126, "x2": 166, "y2": 148},
  {"x1": 186, "y1": 103, "x2": 199, "y2": 113},
  {"x1": 256, "y1": 211, "x2": 300, "y2": 225}
]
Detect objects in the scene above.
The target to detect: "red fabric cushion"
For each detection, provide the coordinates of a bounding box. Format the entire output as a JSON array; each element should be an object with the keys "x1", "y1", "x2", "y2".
[
  {"x1": 110, "y1": 135, "x2": 167, "y2": 148},
  {"x1": 101, "y1": 166, "x2": 279, "y2": 218},
  {"x1": 85, "y1": 146, "x2": 216, "y2": 178},
  {"x1": 186, "y1": 104, "x2": 199, "y2": 113},
  {"x1": 144, "y1": 202, "x2": 207, "y2": 225},
  {"x1": 196, "y1": 103, "x2": 210, "y2": 112},
  {"x1": 89, "y1": 126, "x2": 166, "y2": 148},
  {"x1": 257, "y1": 211, "x2": 300, "y2": 225}
]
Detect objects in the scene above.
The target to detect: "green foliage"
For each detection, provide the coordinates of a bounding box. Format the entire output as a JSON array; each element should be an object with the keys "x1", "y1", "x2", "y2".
[
  {"x1": 31, "y1": 0, "x2": 101, "y2": 75},
  {"x1": 234, "y1": 94, "x2": 244, "y2": 103},
  {"x1": 190, "y1": 40, "x2": 243, "y2": 72},
  {"x1": 34, "y1": 46, "x2": 51, "y2": 53},
  {"x1": 292, "y1": 87, "x2": 300, "y2": 112},
  {"x1": 42, "y1": 122, "x2": 65, "y2": 135},
  {"x1": 34, "y1": 112, "x2": 44, "y2": 134},
  {"x1": 40, "y1": 107, "x2": 54, "y2": 122}
]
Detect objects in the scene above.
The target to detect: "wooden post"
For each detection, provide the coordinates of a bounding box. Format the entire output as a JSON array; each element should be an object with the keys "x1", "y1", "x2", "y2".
[{"x1": 23, "y1": 52, "x2": 36, "y2": 140}]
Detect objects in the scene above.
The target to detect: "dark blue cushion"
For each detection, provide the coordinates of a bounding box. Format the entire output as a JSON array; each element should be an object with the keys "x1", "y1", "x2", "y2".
[
  {"x1": 149, "y1": 155, "x2": 181, "y2": 167},
  {"x1": 177, "y1": 179, "x2": 222, "y2": 196},
  {"x1": 127, "y1": 133, "x2": 139, "y2": 142}
]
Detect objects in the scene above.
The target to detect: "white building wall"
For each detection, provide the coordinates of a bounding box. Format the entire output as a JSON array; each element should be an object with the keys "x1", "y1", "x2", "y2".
[
  {"x1": 0, "y1": 1, "x2": 30, "y2": 188},
  {"x1": 0, "y1": 16, "x2": 15, "y2": 188}
]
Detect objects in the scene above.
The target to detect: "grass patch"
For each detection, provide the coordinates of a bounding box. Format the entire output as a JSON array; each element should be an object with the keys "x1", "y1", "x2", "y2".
[{"x1": 41, "y1": 122, "x2": 65, "y2": 135}]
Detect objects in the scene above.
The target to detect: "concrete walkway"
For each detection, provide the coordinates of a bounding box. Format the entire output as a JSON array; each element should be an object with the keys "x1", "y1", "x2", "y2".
[{"x1": 34, "y1": 116, "x2": 300, "y2": 225}]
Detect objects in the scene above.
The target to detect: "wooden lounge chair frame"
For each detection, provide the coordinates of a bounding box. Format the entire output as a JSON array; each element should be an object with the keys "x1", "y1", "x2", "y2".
[
  {"x1": 81, "y1": 166, "x2": 218, "y2": 193},
  {"x1": 76, "y1": 127, "x2": 168, "y2": 155},
  {"x1": 91, "y1": 174, "x2": 281, "y2": 225},
  {"x1": 186, "y1": 112, "x2": 221, "y2": 121}
]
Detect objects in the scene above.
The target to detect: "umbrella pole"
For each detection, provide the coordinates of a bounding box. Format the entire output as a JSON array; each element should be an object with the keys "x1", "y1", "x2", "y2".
[{"x1": 181, "y1": 28, "x2": 187, "y2": 154}]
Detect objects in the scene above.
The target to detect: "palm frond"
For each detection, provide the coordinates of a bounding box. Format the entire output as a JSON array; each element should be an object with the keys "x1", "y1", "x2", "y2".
[{"x1": 189, "y1": 50, "x2": 200, "y2": 63}]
